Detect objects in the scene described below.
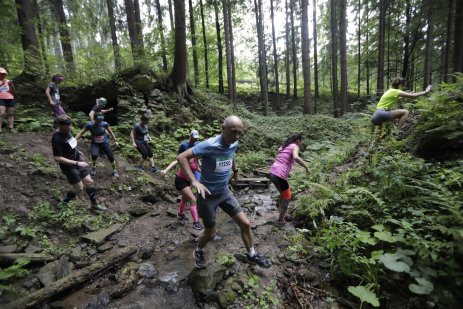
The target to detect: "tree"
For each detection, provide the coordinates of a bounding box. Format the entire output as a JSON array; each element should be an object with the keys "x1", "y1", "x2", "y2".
[
  {"x1": 222, "y1": 0, "x2": 236, "y2": 106},
  {"x1": 254, "y1": 0, "x2": 269, "y2": 115},
  {"x1": 168, "y1": 0, "x2": 175, "y2": 32},
  {"x1": 188, "y1": 0, "x2": 200, "y2": 86},
  {"x1": 106, "y1": 0, "x2": 122, "y2": 71},
  {"x1": 290, "y1": 0, "x2": 298, "y2": 100},
  {"x1": 313, "y1": 0, "x2": 319, "y2": 102},
  {"x1": 16, "y1": 0, "x2": 42, "y2": 76},
  {"x1": 330, "y1": 0, "x2": 338, "y2": 117},
  {"x1": 301, "y1": 0, "x2": 312, "y2": 114},
  {"x1": 50, "y1": 0, "x2": 74, "y2": 73},
  {"x1": 423, "y1": 0, "x2": 434, "y2": 88},
  {"x1": 443, "y1": 0, "x2": 454, "y2": 82},
  {"x1": 356, "y1": 0, "x2": 361, "y2": 99},
  {"x1": 124, "y1": 0, "x2": 144, "y2": 61},
  {"x1": 199, "y1": 0, "x2": 209, "y2": 88},
  {"x1": 227, "y1": 0, "x2": 236, "y2": 103},
  {"x1": 377, "y1": 0, "x2": 387, "y2": 94},
  {"x1": 339, "y1": 0, "x2": 348, "y2": 115},
  {"x1": 270, "y1": 0, "x2": 280, "y2": 111},
  {"x1": 213, "y1": 0, "x2": 224, "y2": 94},
  {"x1": 453, "y1": 0, "x2": 463, "y2": 73},
  {"x1": 171, "y1": 0, "x2": 194, "y2": 103},
  {"x1": 155, "y1": 0, "x2": 168, "y2": 72},
  {"x1": 285, "y1": 0, "x2": 291, "y2": 100}
]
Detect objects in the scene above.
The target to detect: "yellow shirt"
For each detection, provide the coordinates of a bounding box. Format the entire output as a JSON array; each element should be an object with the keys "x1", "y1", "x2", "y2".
[{"x1": 376, "y1": 88, "x2": 403, "y2": 110}]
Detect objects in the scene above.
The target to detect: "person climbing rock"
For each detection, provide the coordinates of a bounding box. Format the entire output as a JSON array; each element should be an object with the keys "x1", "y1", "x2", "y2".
[
  {"x1": 161, "y1": 130, "x2": 203, "y2": 230},
  {"x1": 75, "y1": 113, "x2": 119, "y2": 177},
  {"x1": 0, "y1": 67, "x2": 16, "y2": 133},
  {"x1": 177, "y1": 115, "x2": 272, "y2": 269},
  {"x1": 269, "y1": 133, "x2": 310, "y2": 226},
  {"x1": 45, "y1": 74, "x2": 66, "y2": 129},
  {"x1": 130, "y1": 114, "x2": 158, "y2": 172},
  {"x1": 51, "y1": 115, "x2": 107, "y2": 212},
  {"x1": 89, "y1": 97, "x2": 114, "y2": 121}
]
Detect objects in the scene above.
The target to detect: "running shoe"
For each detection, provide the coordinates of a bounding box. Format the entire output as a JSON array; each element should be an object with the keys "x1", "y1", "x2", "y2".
[
  {"x1": 151, "y1": 166, "x2": 158, "y2": 173},
  {"x1": 90, "y1": 167, "x2": 97, "y2": 175},
  {"x1": 246, "y1": 253, "x2": 272, "y2": 268},
  {"x1": 193, "y1": 249, "x2": 206, "y2": 269},
  {"x1": 91, "y1": 203, "x2": 107, "y2": 212},
  {"x1": 192, "y1": 222, "x2": 204, "y2": 230},
  {"x1": 112, "y1": 170, "x2": 120, "y2": 177},
  {"x1": 177, "y1": 213, "x2": 188, "y2": 221},
  {"x1": 275, "y1": 219, "x2": 287, "y2": 227}
]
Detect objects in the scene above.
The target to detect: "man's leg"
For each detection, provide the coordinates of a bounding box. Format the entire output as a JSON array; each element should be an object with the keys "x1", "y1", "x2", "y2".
[{"x1": 232, "y1": 211, "x2": 253, "y2": 251}]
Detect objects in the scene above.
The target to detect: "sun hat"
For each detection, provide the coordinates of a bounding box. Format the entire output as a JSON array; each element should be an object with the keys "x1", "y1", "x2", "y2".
[
  {"x1": 190, "y1": 130, "x2": 200, "y2": 139},
  {"x1": 0, "y1": 67, "x2": 7, "y2": 75},
  {"x1": 96, "y1": 97, "x2": 107, "y2": 106}
]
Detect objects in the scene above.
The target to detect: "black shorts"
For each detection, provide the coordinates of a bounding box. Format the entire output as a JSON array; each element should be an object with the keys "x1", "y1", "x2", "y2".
[
  {"x1": 269, "y1": 173, "x2": 289, "y2": 191},
  {"x1": 62, "y1": 166, "x2": 91, "y2": 185},
  {"x1": 175, "y1": 175, "x2": 191, "y2": 191},
  {"x1": 0, "y1": 99, "x2": 15, "y2": 108}
]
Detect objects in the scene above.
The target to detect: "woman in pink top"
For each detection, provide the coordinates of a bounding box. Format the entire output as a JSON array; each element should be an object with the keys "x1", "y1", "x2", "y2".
[
  {"x1": 269, "y1": 133, "x2": 310, "y2": 225},
  {"x1": 0, "y1": 67, "x2": 16, "y2": 133}
]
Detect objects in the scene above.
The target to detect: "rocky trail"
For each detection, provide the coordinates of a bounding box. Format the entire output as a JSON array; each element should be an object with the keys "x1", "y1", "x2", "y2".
[{"x1": 0, "y1": 132, "x2": 346, "y2": 309}]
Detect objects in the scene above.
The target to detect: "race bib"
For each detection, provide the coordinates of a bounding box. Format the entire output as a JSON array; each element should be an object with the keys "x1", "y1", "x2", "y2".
[
  {"x1": 93, "y1": 135, "x2": 105, "y2": 143},
  {"x1": 67, "y1": 137, "x2": 77, "y2": 149},
  {"x1": 54, "y1": 93, "x2": 60, "y2": 101},
  {"x1": 215, "y1": 158, "x2": 232, "y2": 173},
  {"x1": 0, "y1": 85, "x2": 9, "y2": 92},
  {"x1": 144, "y1": 135, "x2": 149, "y2": 142}
]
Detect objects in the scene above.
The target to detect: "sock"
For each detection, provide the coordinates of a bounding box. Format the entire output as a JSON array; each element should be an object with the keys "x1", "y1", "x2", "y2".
[
  {"x1": 85, "y1": 187, "x2": 97, "y2": 205},
  {"x1": 248, "y1": 247, "x2": 256, "y2": 258},
  {"x1": 190, "y1": 204, "x2": 198, "y2": 222},
  {"x1": 111, "y1": 161, "x2": 116, "y2": 171},
  {"x1": 179, "y1": 199, "x2": 187, "y2": 215},
  {"x1": 62, "y1": 191, "x2": 77, "y2": 203}
]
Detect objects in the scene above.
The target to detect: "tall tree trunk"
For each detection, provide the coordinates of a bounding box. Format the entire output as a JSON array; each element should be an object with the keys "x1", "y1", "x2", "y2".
[
  {"x1": 312, "y1": 0, "x2": 319, "y2": 102},
  {"x1": 357, "y1": 0, "x2": 361, "y2": 99},
  {"x1": 106, "y1": 0, "x2": 122, "y2": 71},
  {"x1": 423, "y1": 0, "x2": 433, "y2": 88},
  {"x1": 33, "y1": 0, "x2": 48, "y2": 75},
  {"x1": 188, "y1": 0, "x2": 200, "y2": 86},
  {"x1": 168, "y1": 0, "x2": 175, "y2": 32},
  {"x1": 301, "y1": 0, "x2": 312, "y2": 114},
  {"x1": 171, "y1": 0, "x2": 193, "y2": 102},
  {"x1": 134, "y1": 0, "x2": 145, "y2": 57},
  {"x1": 339, "y1": 0, "x2": 348, "y2": 115},
  {"x1": 214, "y1": 0, "x2": 224, "y2": 94},
  {"x1": 453, "y1": 0, "x2": 463, "y2": 73},
  {"x1": 290, "y1": 0, "x2": 298, "y2": 101},
  {"x1": 270, "y1": 0, "x2": 280, "y2": 111},
  {"x1": 443, "y1": 0, "x2": 454, "y2": 82},
  {"x1": 155, "y1": 0, "x2": 168, "y2": 72},
  {"x1": 254, "y1": 0, "x2": 268, "y2": 115},
  {"x1": 365, "y1": 1, "x2": 370, "y2": 95},
  {"x1": 16, "y1": 0, "x2": 42, "y2": 76},
  {"x1": 199, "y1": 0, "x2": 209, "y2": 88},
  {"x1": 330, "y1": 0, "x2": 338, "y2": 117},
  {"x1": 227, "y1": 0, "x2": 236, "y2": 103},
  {"x1": 377, "y1": 0, "x2": 387, "y2": 94},
  {"x1": 401, "y1": 0, "x2": 411, "y2": 79},
  {"x1": 51, "y1": 0, "x2": 74, "y2": 73},
  {"x1": 222, "y1": 0, "x2": 234, "y2": 106},
  {"x1": 285, "y1": 0, "x2": 291, "y2": 100},
  {"x1": 125, "y1": 0, "x2": 142, "y2": 61}
]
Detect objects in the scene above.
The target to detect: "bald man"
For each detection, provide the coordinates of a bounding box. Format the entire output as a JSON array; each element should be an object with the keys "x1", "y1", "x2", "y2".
[{"x1": 177, "y1": 115, "x2": 272, "y2": 269}]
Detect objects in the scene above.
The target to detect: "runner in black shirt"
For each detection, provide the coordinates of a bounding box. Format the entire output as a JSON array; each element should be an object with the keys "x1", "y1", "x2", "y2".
[{"x1": 51, "y1": 115, "x2": 106, "y2": 211}]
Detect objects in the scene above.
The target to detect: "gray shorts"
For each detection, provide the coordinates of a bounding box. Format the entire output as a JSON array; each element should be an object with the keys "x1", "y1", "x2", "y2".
[
  {"x1": 371, "y1": 108, "x2": 391, "y2": 125},
  {"x1": 197, "y1": 188, "x2": 242, "y2": 228}
]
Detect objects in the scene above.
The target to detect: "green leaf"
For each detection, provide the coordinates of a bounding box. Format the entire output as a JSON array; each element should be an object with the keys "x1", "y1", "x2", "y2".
[
  {"x1": 356, "y1": 230, "x2": 378, "y2": 245},
  {"x1": 379, "y1": 253, "x2": 411, "y2": 272},
  {"x1": 409, "y1": 278, "x2": 434, "y2": 295},
  {"x1": 374, "y1": 231, "x2": 397, "y2": 243},
  {"x1": 348, "y1": 285, "x2": 380, "y2": 307}
]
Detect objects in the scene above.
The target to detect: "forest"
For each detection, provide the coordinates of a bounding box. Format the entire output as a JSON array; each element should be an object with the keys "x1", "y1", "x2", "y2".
[{"x1": 0, "y1": 0, "x2": 462, "y2": 308}]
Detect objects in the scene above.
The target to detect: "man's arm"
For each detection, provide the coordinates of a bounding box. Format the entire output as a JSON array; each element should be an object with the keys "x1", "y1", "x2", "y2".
[{"x1": 54, "y1": 156, "x2": 88, "y2": 167}]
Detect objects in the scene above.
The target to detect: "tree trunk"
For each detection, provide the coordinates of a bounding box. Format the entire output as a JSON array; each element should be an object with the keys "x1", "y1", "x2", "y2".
[
  {"x1": 155, "y1": 0, "x2": 168, "y2": 72},
  {"x1": 124, "y1": 0, "x2": 142, "y2": 61},
  {"x1": 50, "y1": 0, "x2": 74, "y2": 73},
  {"x1": 453, "y1": 0, "x2": 463, "y2": 73},
  {"x1": 171, "y1": 0, "x2": 194, "y2": 103},
  {"x1": 290, "y1": 0, "x2": 298, "y2": 101},
  {"x1": 365, "y1": 1, "x2": 370, "y2": 95},
  {"x1": 401, "y1": 0, "x2": 411, "y2": 80},
  {"x1": 339, "y1": 0, "x2": 348, "y2": 115},
  {"x1": 214, "y1": 0, "x2": 224, "y2": 94},
  {"x1": 227, "y1": 0, "x2": 236, "y2": 104},
  {"x1": 301, "y1": 0, "x2": 312, "y2": 115},
  {"x1": 254, "y1": 0, "x2": 269, "y2": 115},
  {"x1": 330, "y1": 0, "x2": 338, "y2": 117},
  {"x1": 423, "y1": 0, "x2": 433, "y2": 88},
  {"x1": 106, "y1": 0, "x2": 122, "y2": 71},
  {"x1": 443, "y1": 0, "x2": 454, "y2": 82},
  {"x1": 270, "y1": 0, "x2": 280, "y2": 111},
  {"x1": 33, "y1": 0, "x2": 48, "y2": 75},
  {"x1": 313, "y1": 0, "x2": 319, "y2": 103},
  {"x1": 168, "y1": 0, "x2": 175, "y2": 32},
  {"x1": 134, "y1": 0, "x2": 145, "y2": 57},
  {"x1": 377, "y1": 0, "x2": 387, "y2": 94},
  {"x1": 222, "y1": 0, "x2": 233, "y2": 105},
  {"x1": 199, "y1": 0, "x2": 209, "y2": 88},
  {"x1": 357, "y1": 0, "x2": 361, "y2": 99},
  {"x1": 285, "y1": 0, "x2": 290, "y2": 100},
  {"x1": 188, "y1": 0, "x2": 200, "y2": 86}
]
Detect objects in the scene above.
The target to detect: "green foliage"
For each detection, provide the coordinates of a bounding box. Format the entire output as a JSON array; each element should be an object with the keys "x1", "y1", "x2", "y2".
[
  {"x1": 241, "y1": 275, "x2": 279, "y2": 309},
  {"x1": 236, "y1": 151, "x2": 269, "y2": 173},
  {"x1": 217, "y1": 252, "x2": 236, "y2": 267},
  {"x1": 0, "y1": 258, "x2": 29, "y2": 281},
  {"x1": 348, "y1": 285, "x2": 380, "y2": 308}
]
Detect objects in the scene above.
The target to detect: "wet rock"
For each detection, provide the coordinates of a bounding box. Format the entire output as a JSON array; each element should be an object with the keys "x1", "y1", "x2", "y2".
[
  {"x1": 141, "y1": 194, "x2": 158, "y2": 204},
  {"x1": 187, "y1": 264, "x2": 227, "y2": 296},
  {"x1": 128, "y1": 205, "x2": 151, "y2": 217},
  {"x1": 218, "y1": 287, "x2": 238, "y2": 307},
  {"x1": 137, "y1": 262, "x2": 156, "y2": 278},
  {"x1": 171, "y1": 239, "x2": 180, "y2": 245},
  {"x1": 70, "y1": 246, "x2": 82, "y2": 262},
  {"x1": 75, "y1": 260, "x2": 90, "y2": 269},
  {"x1": 37, "y1": 262, "x2": 57, "y2": 286},
  {"x1": 25, "y1": 244, "x2": 42, "y2": 253},
  {"x1": 165, "y1": 283, "x2": 179, "y2": 294},
  {"x1": 85, "y1": 291, "x2": 110, "y2": 309},
  {"x1": 81, "y1": 223, "x2": 125, "y2": 245},
  {"x1": 88, "y1": 248, "x2": 97, "y2": 256},
  {"x1": 297, "y1": 268, "x2": 317, "y2": 281},
  {"x1": 138, "y1": 245, "x2": 154, "y2": 259},
  {"x1": 167, "y1": 208, "x2": 178, "y2": 218},
  {"x1": 110, "y1": 262, "x2": 139, "y2": 298},
  {"x1": 56, "y1": 255, "x2": 73, "y2": 279},
  {"x1": 22, "y1": 276, "x2": 41, "y2": 289},
  {"x1": 0, "y1": 244, "x2": 17, "y2": 253},
  {"x1": 98, "y1": 242, "x2": 113, "y2": 253}
]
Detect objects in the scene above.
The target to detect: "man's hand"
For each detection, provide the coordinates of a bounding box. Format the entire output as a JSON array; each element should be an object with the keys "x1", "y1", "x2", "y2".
[
  {"x1": 192, "y1": 179, "x2": 210, "y2": 199},
  {"x1": 77, "y1": 161, "x2": 89, "y2": 168}
]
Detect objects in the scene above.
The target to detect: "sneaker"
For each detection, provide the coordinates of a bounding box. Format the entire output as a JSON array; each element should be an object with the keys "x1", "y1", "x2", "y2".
[
  {"x1": 247, "y1": 253, "x2": 272, "y2": 268},
  {"x1": 90, "y1": 168, "x2": 97, "y2": 176},
  {"x1": 275, "y1": 219, "x2": 287, "y2": 227},
  {"x1": 192, "y1": 222, "x2": 204, "y2": 230},
  {"x1": 177, "y1": 213, "x2": 188, "y2": 221},
  {"x1": 91, "y1": 203, "x2": 107, "y2": 212},
  {"x1": 193, "y1": 249, "x2": 206, "y2": 269},
  {"x1": 151, "y1": 166, "x2": 158, "y2": 173},
  {"x1": 112, "y1": 170, "x2": 120, "y2": 177}
]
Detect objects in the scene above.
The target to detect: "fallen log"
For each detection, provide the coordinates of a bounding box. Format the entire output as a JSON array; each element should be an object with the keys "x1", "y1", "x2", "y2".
[
  {"x1": 4, "y1": 246, "x2": 137, "y2": 309},
  {"x1": 0, "y1": 253, "x2": 55, "y2": 265}
]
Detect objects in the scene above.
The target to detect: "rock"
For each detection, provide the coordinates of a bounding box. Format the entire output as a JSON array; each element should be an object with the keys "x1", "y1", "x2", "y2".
[
  {"x1": 218, "y1": 287, "x2": 238, "y2": 307},
  {"x1": 75, "y1": 261, "x2": 90, "y2": 269},
  {"x1": 160, "y1": 271, "x2": 180, "y2": 284},
  {"x1": 297, "y1": 268, "x2": 317, "y2": 281},
  {"x1": 81, "y1": 223, "x2": 125, "y2": 245},
  {"x1": 22, "y1": 276, "x2": 41, "y2": 289},
  {"x1": 187, "y1": 264, "x2": 227, "y2": 295},
  {"x1": 0, "y1": 244, "x2": 17, "y2": 253},
  {"x1": 70, "y1": 246, "x2": 82, "y2": 262},
  {"x1": 25, "y1": 244, "x2": 42, "y2": 254},
  {"x1": 98, "y1": 242, "x2": 113, "y2": 253},
  {"x1": 137, "y1": 263, "x2": 156, "y2": 278},
  {"x1": 49, "y1": 300, "x2": 68, "y2": 309},
  {"x1": 166, "y1": 208, "x2": 178, "y2": 218},
  {"x1": 141, "y1": 194, "x2": 158, "y2": 204},
  {"x1": 37, "y1": 261, "x2": 57, "y2": 286},
  {"x1": 138, "y1": 245, "x2": 154, "y2": 259},
  {"x1": 165, "y1": 283, "x2": 178, "y2": 294},
  {"x1": 128, "y1": 205, "x2": 151, "y2": 217},
  {"x1": 85, "y1": 291, "x2": 110, "y2": 309},
  {"x1": 56, "y1": 255, "x2": 73, "y2": 280}
]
